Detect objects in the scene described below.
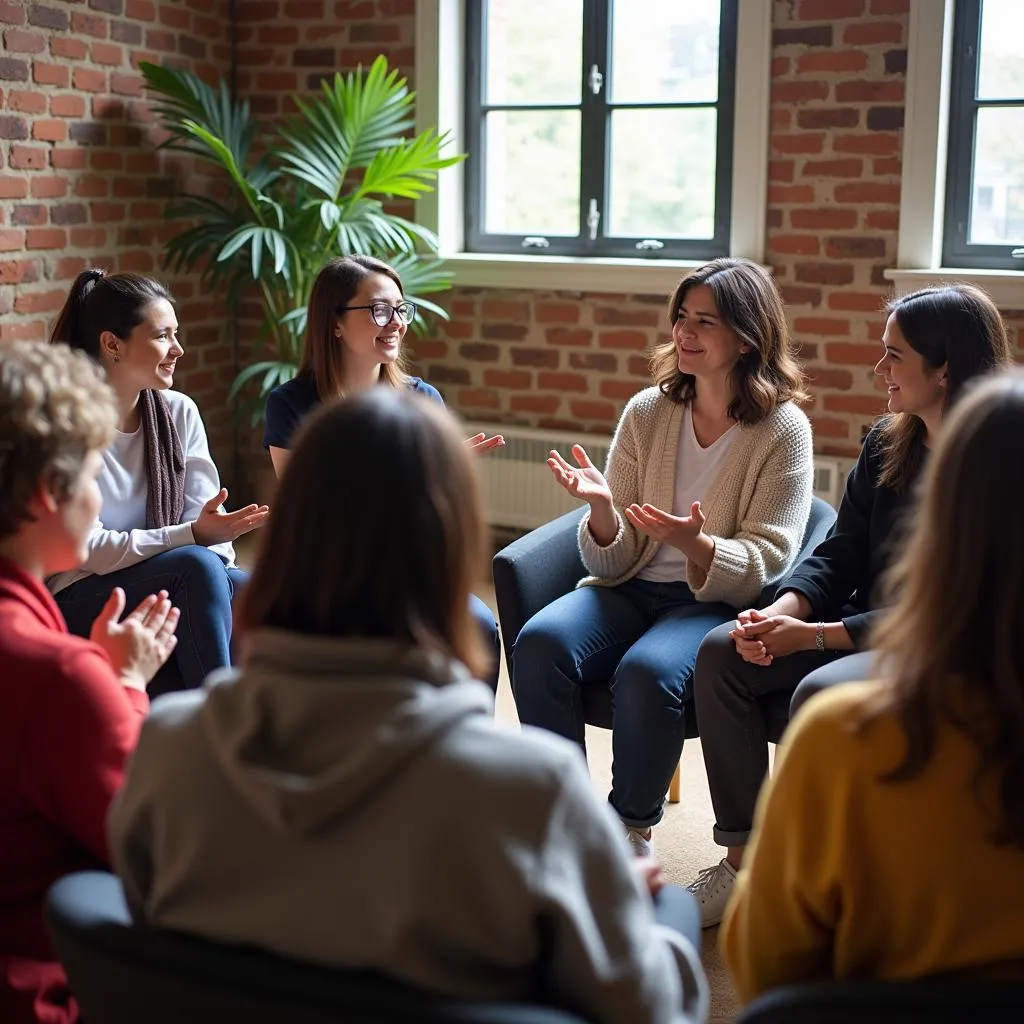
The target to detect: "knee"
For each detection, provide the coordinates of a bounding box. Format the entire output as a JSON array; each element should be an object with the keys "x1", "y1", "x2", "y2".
[
  {"x1": 791, "y1": 668, "x2": 827, "y2": 717},
  {"x1": 693, "y1": 621, "x2": 739, "y2": 699},
  {"x1": 511, "y1": 614, "x2": 573, "y2": 689},
  {"x1": 613, "y1": 659, "x2": 680, "y2": 716},
  {"x1": 166, "y1": 545, "x2": 234, "y2": 598}
]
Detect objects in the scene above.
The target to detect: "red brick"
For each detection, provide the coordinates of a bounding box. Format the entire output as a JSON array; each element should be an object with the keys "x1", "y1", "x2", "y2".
[
  {"x1": 791, "y1": 208, "x2": 859, "y2": 230},
  {"x1": 14, "y1": 288, "x2": 65, "y2": 313},
  {"x1": 600, "y1": 380, "x2": 642, "y2": 401},
  {"x1": 807, "y1": 367, "x2": 854, "y2": 390},
  {"x1": 799, "y1": 0, "x2": 864, "y2": 17},
  {"x1": 870, "y1": 0, "x2": 909, "y2": 12},
  {"x1": 598, "y1": 330, "x2": 648, "y2": 351},
  {"x1": 29, "y1": 176, "x2": 66, "y2": 198},
  {"x1": 827, "y1": 291, "x2": 887, "y2": 312},
  {"x1": 570, "y1": 401, "x2": 617, "y2": 422},
  {"x1": 809, "y1": 416, "x2": 851, "y2": 439},
  {"x1": 511, "y1": 348, "x2": 559, "y2": 369},
  {"x1": 0, "y1": 175, "x2": 26, "y2": 198},
  {"x1": 50, "y1": 37, "x2": 87, "y2": 60},
  {"x1": 770, "y1": 234, "x2": 820, "y2": 255},
  {"x1": 594, "y1": 307, "x2": 659, "y2": 327},
  {"x1": 71, "y1": 12, "x2": 107, "y2": 37},
  {"x1": 4, "y1": 29, "x2": 46, "y2": 54},
  {"x1": 73, "y1": 175, "x2": 109, "y2": 197},
  {"x1": 256, "y1": 71, "x2": 298, "y2": 90},
  {"x1": 796, "y1": 50, "x2": 868, "y2": 74},
  {"x1": 873, "y1": 157, "x2": 901, "y2": 176},
  {"x1": 457, "y1": 388, "x2": 500, "y2": 410},
  {"x1": 483, "y1": 370, "x2": 531, "y2": 389},
  {"x1": 769, "y1": 185, "x2": 816, "y2": 204},
  {"x1": 627, "y1": 356, "x2": 650, "y2": 377},
  {"x1": 546, "y1": 328, "x2": 592, "y2": 347},
  {"x1": 481, "y1": 323, "x2": 529, "y2": 341},
  {"x1": 25, "y1": 227, "x2": 66, "y2": 249},
  {"x1": 0, "y1": 1, "x2": 25, "y2": 24},
  {"x1": 773, "y1": 132, "x2": 825, "y2": 155},
  {"x1": 866, "y1": 209, "x2": 900, "y2": 231},
  {"x1": 833, "y1": 132, "x2": 900, "y2": 155},
  {"x1": 33, "y1": 60, "x2": 68, "y2": 87},
  {"x1": 536, "y1": 302, "x2": 579, "y2": 324},
  {"x1": 794, "y1": 262, "x2": 856, "y2": 286},
  {"x1": 843, "y1": 21, "x2": 903, "y2": 45},
  {"x1": 780, "y1": 285, "x2": 822, "y2": 307},
  {"x1": 70, "y1": 228, "x2": 108, "y2": 247},
  {"x1": 569, "y1": 353, "x2": 617, "y2": 372},
  {"x1": 158, "y1": 4, "x2": 191, "y2": 28},
  {"x1": 0, "y1": 320, "x2": 45, "y2": 341},
  {"x1": 54, "y1": 256, "x2": 88, "y2": 280},
  {"x1": 91, "y1": 42, "x2": 123, "y2": 66},
  {"x1": 835, "y1": 80, "x2": 903, "y2": 103},
  {"x1": 773, "y1": 80, "x2": 830, "y2": 104},
  {"x1": 834, "y1": 182, "x2": 901, "y2": 204},
  {"x1": 826, "y1": 342, "x2": 882, "y2": 365},
  {"x1": 481, "y1": 299, "x2": 528, "y2": 320},
  {"x1": 50, "y1": 148, "x2": 86, "y2": 170},
  {"x1": 824, "y1": 394, "x2": 887, "y2": 415},
  {"x1": 537, "y1": 372, "x2": 588, "y2": 392},
  {"x1": 32, "y1": 119, "x2": 66, "y2": 141},
  {"x1": 126, "y1": 0, "x2": 156, "y2": 19},
  {"x1": 770, "y1": 159, "x2": 794, "y2": 182},
  {"x1": 111, "y1": 72, "x2": 143, "y2": 95},
  {"x1": 510, "y1": 394, "x2": 559, "y2": 414},
  {"x1": 793, "y1": 317, "x2": 851, "y2": 336},
  {"x1": 803, "y1": 158, "x2": 863, "y2": 178},
  {"x1": 6, "y1": 90, "x2": 44, "y2": 115},
  {"x1": 0, "y1": 256, "x2": 36, "y2": 278},
  {"x1": 9, "y1": 144, "x2": 45, "y2": 169},
  {"x1": 73, "y1": 68, "x2": 107, "y2": 92},
  {"x1": 826, "y1": 236, "x2": 887, "y2": 258}
]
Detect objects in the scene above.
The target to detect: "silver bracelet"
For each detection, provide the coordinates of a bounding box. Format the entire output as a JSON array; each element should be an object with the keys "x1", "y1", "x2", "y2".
[{"x1": 815, "y1": 622, "x2": 825, "y2": 652}]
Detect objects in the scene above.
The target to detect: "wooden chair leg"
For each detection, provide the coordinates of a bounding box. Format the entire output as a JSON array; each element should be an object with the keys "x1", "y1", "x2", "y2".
[{"x1": 668, "y1": 763, "x2": 681, "y2": 804}]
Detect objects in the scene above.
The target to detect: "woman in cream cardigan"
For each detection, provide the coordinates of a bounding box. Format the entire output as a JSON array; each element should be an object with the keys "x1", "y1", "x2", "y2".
[{"x1": 512, "y1": 257, "x2": 814, "y2": 856}]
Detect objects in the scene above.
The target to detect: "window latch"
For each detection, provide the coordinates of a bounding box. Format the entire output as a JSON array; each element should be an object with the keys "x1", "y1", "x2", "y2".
[
  {"x1": 635, "y1": 239, "x2": 665, "y2": 251},
  {"x1": 588, "y1": 64, "x2": 603, "y2": 95},
  {"x1": 521, "y1": 236, "x2": 550, "y2": 249},
  {"x1": 586, "y1": 199, "x2": 601, "y2": 241}
]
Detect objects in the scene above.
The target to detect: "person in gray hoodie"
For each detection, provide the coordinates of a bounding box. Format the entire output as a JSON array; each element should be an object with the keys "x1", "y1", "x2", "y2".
[{"x1": 107, "y1": 388, "x2": 708, "y2": 1024}]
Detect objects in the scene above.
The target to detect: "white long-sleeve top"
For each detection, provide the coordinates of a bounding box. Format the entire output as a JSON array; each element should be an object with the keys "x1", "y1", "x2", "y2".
[{"x1": 48, "y1": 390, "x2": 235, "y2": 595}]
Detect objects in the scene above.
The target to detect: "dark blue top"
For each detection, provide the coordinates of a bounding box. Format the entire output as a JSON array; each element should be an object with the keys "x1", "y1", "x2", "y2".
[
  {"x1": 780, "y1": 422, "x2": 924, "y2": 648},
  {"x1": 263, "y1": 372, "x2": 444, "y2": 450}
]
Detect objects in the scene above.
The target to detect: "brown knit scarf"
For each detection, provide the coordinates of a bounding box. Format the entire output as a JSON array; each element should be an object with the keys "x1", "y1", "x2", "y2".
[{"x1": 140, "y1": 389, "x2": 186, "y2": 530}]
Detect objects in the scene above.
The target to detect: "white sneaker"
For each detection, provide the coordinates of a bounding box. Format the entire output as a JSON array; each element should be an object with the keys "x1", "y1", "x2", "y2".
[
  {"x1": 687, "y1": 858, "x2": 737, "y2": 928},
  {"x1": 625, "y1": 827, "x2": 654, "y2": 858}
]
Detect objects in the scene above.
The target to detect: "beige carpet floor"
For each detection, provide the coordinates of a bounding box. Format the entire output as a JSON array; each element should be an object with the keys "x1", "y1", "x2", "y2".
[{"x1": 486, "y1": 594, "x2": 743, "y2": 1024}]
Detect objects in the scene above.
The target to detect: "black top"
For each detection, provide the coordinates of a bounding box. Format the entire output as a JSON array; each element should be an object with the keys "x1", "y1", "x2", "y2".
[
  {"x1": 781, "y1": 423, "x2": 924, "y2": 648},
  {"x1": 263, "y1": 373, "x2": 444, "y2": 451}
]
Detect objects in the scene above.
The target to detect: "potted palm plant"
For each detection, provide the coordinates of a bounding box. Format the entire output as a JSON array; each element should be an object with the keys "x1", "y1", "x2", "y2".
[{"x1": 139, "y1": 57, "x2": 463, "y2": 422}]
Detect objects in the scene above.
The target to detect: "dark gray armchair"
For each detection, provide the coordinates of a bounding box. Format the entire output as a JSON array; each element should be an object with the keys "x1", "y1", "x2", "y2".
[
  {"x1": 44, "y1": 871, "x2": 591, "y2": 1024},
  {"x1": 492, "y1": 496, "x2": 838, "y2": 798}
]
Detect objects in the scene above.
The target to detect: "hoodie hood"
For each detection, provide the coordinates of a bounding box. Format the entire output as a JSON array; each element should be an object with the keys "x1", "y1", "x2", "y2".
[{"x1": 199, "y1": 630, "x2": 493, "y2": 834}]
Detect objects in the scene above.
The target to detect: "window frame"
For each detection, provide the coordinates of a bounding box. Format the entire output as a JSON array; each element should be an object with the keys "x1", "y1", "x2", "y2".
[
  {"x1": 414, "y1": 0, "x2": 771, "y2": 293},
  {"x1": 462, "y1": 0, "x2": 739, "y2": 261},
  {"x1": 942, "y1": 0, "x2": 1024, "y2": 270}
]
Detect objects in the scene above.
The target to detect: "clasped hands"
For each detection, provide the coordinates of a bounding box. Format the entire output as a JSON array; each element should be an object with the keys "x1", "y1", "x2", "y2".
[{"x1": 729, "y1": 608, "x2": 816, "y2": 665}]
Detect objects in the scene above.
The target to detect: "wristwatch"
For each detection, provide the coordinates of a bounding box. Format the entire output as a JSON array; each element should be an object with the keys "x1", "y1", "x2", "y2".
[{"x1": 815, "y1": 622, "x2": 825, "y2": 652}]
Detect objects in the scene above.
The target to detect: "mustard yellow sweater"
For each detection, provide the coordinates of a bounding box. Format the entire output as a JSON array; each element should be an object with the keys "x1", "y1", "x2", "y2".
[{"x1": 722, "y1": 681, "x2": 1024, "y2": 1004}]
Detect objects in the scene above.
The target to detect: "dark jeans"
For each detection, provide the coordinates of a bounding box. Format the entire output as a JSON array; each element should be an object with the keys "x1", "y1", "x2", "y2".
[
  {"x1": 790, "y1": 649, "x2": 875, "y2": 716},
  {"x1": 469, "y1": 593, "x2": 500, "y2": 693},
  {"x1": 56, "y1": 545, "x2": 248, "y2": 699},
  {"x1": 694, "y1": 621, "x2": 873, "y2": 846},
  {"x1": 511, "y1": 578, "x2": 735, "y2": 830}
]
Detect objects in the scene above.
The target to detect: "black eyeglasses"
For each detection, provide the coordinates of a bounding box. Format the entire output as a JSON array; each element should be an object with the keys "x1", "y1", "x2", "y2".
[{"x1": 339, "y1": 300, "x2": 417, "y2": 327}]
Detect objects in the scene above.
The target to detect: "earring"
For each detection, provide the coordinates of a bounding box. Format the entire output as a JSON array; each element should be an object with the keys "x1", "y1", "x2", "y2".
[{"x1": 112, "y1": 352, "x2": 120, "y2": 363}]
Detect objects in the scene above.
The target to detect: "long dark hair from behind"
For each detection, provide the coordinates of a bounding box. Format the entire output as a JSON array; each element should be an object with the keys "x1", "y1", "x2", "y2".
[
  {"x1": 300, "y1": 254, "x2": 410, "y2": 401},
  {"x1": 875, "y1": 284, "x2": 1011, "y2": 492},
  {"x1": 50, "y1": 269, "x2": 173, "y2": 360},
  {"x1": 650, "y1": 257, "x2": 807, "y2": 425},
  {"x1": 866, "y1": 371, "x2": 1024, "y2": 848},
  {"x1": 238, "y1": 388, "x2": 489, "y2": 680}
]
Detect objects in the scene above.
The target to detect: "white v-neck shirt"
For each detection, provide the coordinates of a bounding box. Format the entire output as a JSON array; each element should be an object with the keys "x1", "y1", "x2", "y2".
[{"x1": 637, "y1": 405, "x2": 737, "y2": 584}]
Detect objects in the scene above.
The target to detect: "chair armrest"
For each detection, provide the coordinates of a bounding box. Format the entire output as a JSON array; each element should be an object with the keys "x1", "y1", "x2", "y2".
[{"x1": 492, "y1": 507, "x2": 586, "y2": 678}]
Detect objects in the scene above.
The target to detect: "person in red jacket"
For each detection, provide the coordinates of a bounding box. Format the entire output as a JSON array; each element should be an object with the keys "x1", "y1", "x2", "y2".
[{"x1": 0, "y1": 342, "x2": 179, "y2": 1024}]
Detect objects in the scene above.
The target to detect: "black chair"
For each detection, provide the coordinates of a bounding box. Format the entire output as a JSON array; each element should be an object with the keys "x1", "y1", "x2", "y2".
[
  {"x1": 492, "y1": 496, "x2": 837, "y2": 800},
  {"x1": 736, "y1": 979, "x2": 1024, "y2": 1023},
  {"x1": 44, "y1": 871, "x2": 591, "y2": 1024}
]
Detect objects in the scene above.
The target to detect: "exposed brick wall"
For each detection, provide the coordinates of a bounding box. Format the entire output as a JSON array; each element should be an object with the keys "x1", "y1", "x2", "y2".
[{"x1": 0, "y1": 0, "x2": 238, "y2": 480}]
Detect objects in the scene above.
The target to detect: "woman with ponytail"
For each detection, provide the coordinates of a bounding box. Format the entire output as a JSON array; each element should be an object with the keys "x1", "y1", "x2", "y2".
[{"x1": 48, "y1": 269, "x2": 269, "y2": 695}]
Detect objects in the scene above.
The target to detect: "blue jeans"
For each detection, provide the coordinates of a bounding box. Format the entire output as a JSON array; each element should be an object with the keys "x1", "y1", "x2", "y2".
[
  {"x1": 511, "y1": 578, "x2": 735, "y2": 829},
  {"x1": 469, "y1": 592, "x2": 500, "y2": 692},
  {"x1": 56, "y1": 545, "x2": 248, "y2": 698}
]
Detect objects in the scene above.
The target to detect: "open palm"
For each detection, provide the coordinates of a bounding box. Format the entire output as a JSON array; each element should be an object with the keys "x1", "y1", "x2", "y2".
[{"x1": 547, "y1": 445, "x2": 612, "y2": 505}]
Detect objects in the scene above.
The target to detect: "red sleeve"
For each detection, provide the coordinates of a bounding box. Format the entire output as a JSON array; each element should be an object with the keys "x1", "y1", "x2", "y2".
[{"x1": 18, "y1": 648, "x2": 148, "y2": 866}]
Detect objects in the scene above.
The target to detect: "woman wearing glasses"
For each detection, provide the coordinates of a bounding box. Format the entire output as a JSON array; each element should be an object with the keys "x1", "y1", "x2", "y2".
[{"x1": 263, "y1": 255, "x2": 503, "y2": 689}]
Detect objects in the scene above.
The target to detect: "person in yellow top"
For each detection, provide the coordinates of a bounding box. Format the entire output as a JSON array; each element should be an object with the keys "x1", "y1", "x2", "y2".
[{"x1": 721, "y1": 369, "x2": 1024, "y2": 1005}]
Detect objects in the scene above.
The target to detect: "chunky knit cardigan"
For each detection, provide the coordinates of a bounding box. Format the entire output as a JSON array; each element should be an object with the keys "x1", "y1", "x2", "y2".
[{"x1": 577, "y1": 386, "x2": 814, "y2": 607}]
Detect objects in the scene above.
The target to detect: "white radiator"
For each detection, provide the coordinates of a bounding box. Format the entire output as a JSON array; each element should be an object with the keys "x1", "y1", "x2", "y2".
[{"x1": 467, "y1": 421, "x2": 853, "y2": 529}]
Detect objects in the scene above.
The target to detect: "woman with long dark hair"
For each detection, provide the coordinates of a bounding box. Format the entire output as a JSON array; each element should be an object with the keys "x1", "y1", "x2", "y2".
[
  {"x1": 111, "y1": 389, "x2": 708, "y2": 1024},
  {"x1": 48, "y1": 270, "x2": 267, "y2": 695},
  {"x1": 689, "y1": 284, "x2": 1012, "y2": 927},
  {"x1": 263, "y1": 254, "x2": 503, "y2": 689},
  {"x1": 723, "y1": 369, "x2": 1024, "y2": 1000}
]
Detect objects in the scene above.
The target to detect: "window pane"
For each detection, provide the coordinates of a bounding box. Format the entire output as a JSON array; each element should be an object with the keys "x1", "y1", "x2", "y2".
[
  {"x1": 484, "y1": 0, "x2": 582, "y2": 105},
  {"x1": 608, "y1": 108, "x2": 716, "y2": 239},
  {"x1": 610, "y1": 0, "x2": 720, "y2": 104},
  {"x1": 484, "y1": 111, "x2": 580, "y2": 236},
  {"x1": 970, "y1": 106, "x2": 1024, "y2": 244},
  {"x1": 977, "y1": 0, "x2": 1024, "y2": 100}
]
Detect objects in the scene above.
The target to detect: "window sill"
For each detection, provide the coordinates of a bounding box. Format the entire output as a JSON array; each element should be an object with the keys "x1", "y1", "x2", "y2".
[
  {"x1": 442, "y1": 252, "x2": 709, "y2": 295},
  {"x1": 884, "y1": 268, "x2": 1024, "y2": 307}
]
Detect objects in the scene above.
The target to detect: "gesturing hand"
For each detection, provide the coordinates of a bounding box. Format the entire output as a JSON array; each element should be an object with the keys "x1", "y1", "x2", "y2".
[
  {"x1": 192, "y1": 488, "x2": 270, "y2": 547},
  {"x1": 90, "y1": 587, "x2": 180, "y2": 691},
  {"x1": 465, "y1": 432, "x2": 505, "y2": 455},
  {"x1": 624, "y1": 500, "x2": 706, "y2": 552},
  {"x1": 729, "y1": 609, "x2": 815, "y2": 664},
  {"x1": 633, "y1": 856, "x2": 667, "y2": 897},
  {"x1": 547, "y1": 445, "x2": 613, "y2": 507}
]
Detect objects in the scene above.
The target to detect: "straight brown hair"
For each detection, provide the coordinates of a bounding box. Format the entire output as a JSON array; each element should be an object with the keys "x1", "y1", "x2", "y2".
[
  {"x1": 299, "y1": 255, "x2": 409, "y2": 401},
  {"x1": 238, "y1": 388, "x2": 489, "y2": 680},
  {"x1": 875, "y1": 284, "x2": 1011, "y2": 492},
  {"x1": 866, "y1": 371, "x2": 1024, "y2": 847},
  {"x1": 650, "y1": 257, "x2": 807, "y2": 424}
]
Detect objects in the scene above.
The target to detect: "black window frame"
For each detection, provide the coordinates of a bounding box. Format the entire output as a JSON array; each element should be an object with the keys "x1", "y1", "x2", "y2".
[
  {"x1": 463, "y1": 0, "x2": 738, "y2": 261},
  {"x1": 944, "y1": 0, "x2": 1024, "y2": 270}
]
